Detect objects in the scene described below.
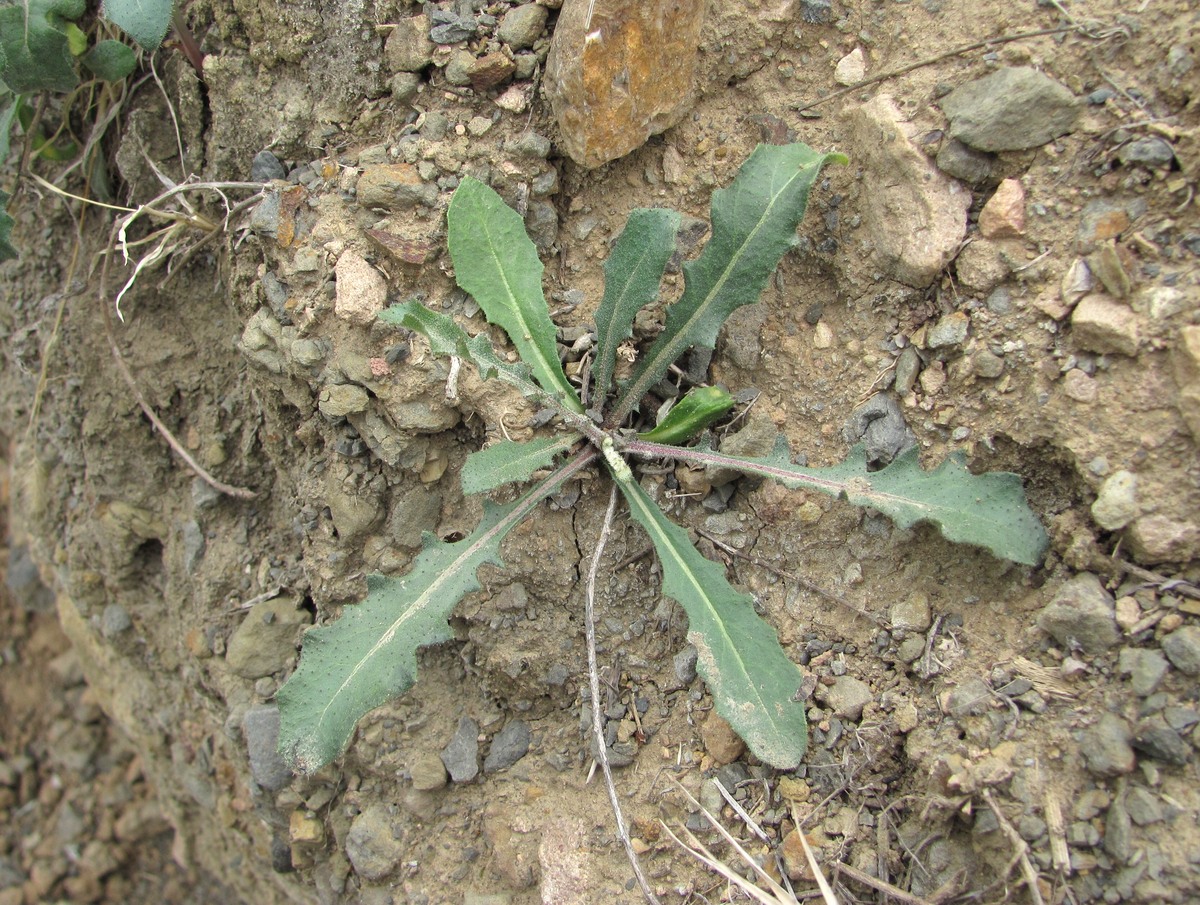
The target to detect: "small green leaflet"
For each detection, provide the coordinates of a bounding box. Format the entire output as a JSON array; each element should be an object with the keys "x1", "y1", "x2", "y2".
[
  {"x1": 277, "y1": 449, "x2": 597, "y2": 774},
  {"x1": 0, "y1": 191, "x2": 16, "y2": 262},
  {"x1": 611, "y1": 143, "x2": 847, "y2": 424},
  {"x1": 0, "y1": 0, "x2": 86, "y2": 93},
  {"x1": 608, "y1": 460, "x2": 808, "y2": 769},
  {"x1": 102, "y1": 0, "x2": 175, "y2": 51},
  {"x1": 592, "y1": 207, "x2": 680, "y2": 403},
  {"x1": 461, "y1": 435, "x2": 578, "y2": 495},
  {"x1": 81, "y1": 40, "x2": 137, "y2": 81},
  {"x1": 631, "y1": 436, "x2": 1048, "y2": 566},
  {"x1": 636, "y1": 385, "x2": 734, "y2": 445},
  {"x1": 447, "y1": 177, "x2": 583, "y2": 414}
]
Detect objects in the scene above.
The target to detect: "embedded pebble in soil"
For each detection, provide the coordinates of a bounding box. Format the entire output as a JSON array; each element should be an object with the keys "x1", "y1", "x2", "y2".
[
  {"x1": 1081, "y1": 713, "x2": 1137, "y2": 777},
  {"x1": 441, "y1": 717, "x2": 481, "y2": 783},
  {"x1": 940, "y1": 66, "x2": 1081, "y2": 152},
  {"x1": 1037, "y1": 573, "x2": 1120, "y2": 654}
]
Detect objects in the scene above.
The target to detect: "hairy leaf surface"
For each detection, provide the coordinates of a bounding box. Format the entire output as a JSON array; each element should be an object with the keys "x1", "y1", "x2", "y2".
[
  {"x1": 102, "y1": 0, "x2": 174, "y2": 50},
  {"x1": 604, "y1": 449, "x2": 808, "y2": 769},
  {"x1": 278, "y1": 449, "x2": 596, "y2": 774},
  {"x1": 592, "y1": 207, "x2": 680, "y2": 404},
  {"x1": 461, "y1": 436, "x2": 577, "y2": 495},
  {"x1": 81, "y1": 39, "x2": 137, "y2": 80},
  {"x1": 612, "y1": 143, "x2": 846, "y2": 423},
  {"x1": 0, "y1": 0, "x2": 85, "y2": 93},
  {"x1": 448, "y1": 177, "x2": 582, "y2": 413},
  {"x1": 630, "y1": 437, "x2": 1048, "y2": 566}
]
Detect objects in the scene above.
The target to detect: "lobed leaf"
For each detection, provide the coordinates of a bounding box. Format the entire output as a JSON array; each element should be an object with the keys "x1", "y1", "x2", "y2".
[
  {"x1": 603, "y1": 442, "x2": 808, "y2": 769},
  {"x1": 592, "y1": 207, "x2": 680, "y2": 404},
  {"x1": 630, "y1": 437, "x2": 1048, "y2": 566},
  {"x1": 101, "y1": 0, "x2": 174, "y2": 51},
  {"x1": 277, "y1": 448, "x2": 597, "y2": 775},
  {"x1": 0, "y1": 0, "x2": 86, "y2": 93},
  {"x1": 461, "y1": 436, "x2": 577, "y2": 495},
  {"x1": 611, "y1": 143, "x2": 847, "y2": 424},
  {"x1": 447, "y1": 177, "x2": 582, "y2": 413}
]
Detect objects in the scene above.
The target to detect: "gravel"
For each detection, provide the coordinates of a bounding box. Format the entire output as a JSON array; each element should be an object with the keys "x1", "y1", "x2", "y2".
[
  {"x1": 483, "y1": 720, "x2": 531, "y2": 773},
  {"x1": 1036, "y1": 573, "x2": 1120, "y2": 654},
  {"x1": 441, "y1": 716, "x2": 480, "y2": 783},
  {"x1": 1081, "y1": 713, "x2": 1136, "y2": 777}
]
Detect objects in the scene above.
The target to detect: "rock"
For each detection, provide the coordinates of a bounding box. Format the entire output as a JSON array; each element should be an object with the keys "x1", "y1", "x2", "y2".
[
  {"x1": 897, "y1": 635, "x2": 926, "y2": 663},
  {"x1": 545, "y1": 0, "x2": 705, "y2": 168},
  {"x1": 894, "y1": 346, "x2": 921, "y2": 392},
  {"x1": 467, "y1": 115, "x2": 493, "y2": 137},
  {"x1": 846, "y1": 95, "x2": 970, "y2": 287},
  {"x1": 1061, "y1": 368, "x2": 1097, "y2": 404},
  {"x1": 699, "y1": 712, "x2": 745, "y2": 765},
  {"x1": 1126, "y1": 515, "x2": 1200, "y2": 564},
  {"x1": 467, "y1": 53, "x2": 516, "y2": 91},
  {"x1": 1081, "y1": 713, "x2": 1136, "y2": 777},
  {"x1": 225, "y1": 596, "x2": 312, "y2": 679},
  {"x1": 1071, "y1": 293, "x2": 1139, "y2": 357},
  {"x1": 978, "y1": 178, "x2": 1025, "y2": 238},
  {"x1": 1170, "y1": 325, "x2": 1200, "y2": 438},
  {"x1": 940, "y1": 67, "x2": 1081, "y2": 152},
  {"x1": 385, "y1": 15, "x2": 433, "y2": 72},
  {"x1": 357, "y1": 163, "x2": 435, "y2": 210},
  {"x1": 538, "y1": 818, "x2": 592, "y2": 905},
  {"x1": 935, "y1": 138, "x2": 995, "y2": 184},
  {"x1": 325, "y1": 468, "x2": 384, "y2": 539},
  {"x1": 100, "y1": 603, "x2": 133, "y2": 639},
  {"x1": 927, "y1": 311, "x2": 969, "y2": 348},
  {"x1": 1118, "y1": 138, "x2": 1175, "y2": 168},
  {"x1": 890, "y1": 593, "x2": 932, "y2": 633},
  {"x1": 1103, "y1": 794, "x2": 1132, "y2": 863},
  {"x1": 972, "y1": 349, "x2": 1004, "y2": 379},
  {"x1": 242, "y1": 705, "x2": 292, "y2": 791},
  {"x1": 945, "y1": 676, "x2": 991, "y2": 719},
  {"x1": 428, "y1": 9, "x2": 476, "y2": 44},
  {"x1": 1161, "y1": 626, "x2": 1200, "y2": 675},
  {"x1": 673, "y1": 645, "x2": 698, "y2": 683},
  {"x1": 319, "y1": 383, "x2": 370, "y2": 419},
  {"x1": 409, "y1": 752, "x2": 447, "y2": 791},
  {"x1": 1091, "y1": 470, "x2": 1138, "y2": 532},
  {"x1": 954, "y1": 238, "x2": 1012, "y2": 295},
  {"x1": 821, "y1": 675, "x2": 873, "y2": 721},
  {"x1": 834, "y1": 47, "x2": 865, "y2": 85},
  {"x1": 1037, "y1": 573, "x2": 1119, "y2": 654},
  {"x1": 334, "y1": 250, "x2": 388, "y2": 326},
  {"x1": 844, "y1": 393, "x2": 914, "y2": 469},
  {"x1": 497, "y1": 3, "x2": 548, "y2": 50},
  {"x1": 1117, "y1": 647, "x2": 1168, "y2": 696},
  {"x1": 484, "y1": 721, "x2": 531, "y2": 773},
  {"x1": 800, "y1": 0, "x2": 832, "y2": 23},
  {"x1": 707, "y1": 413, "x2": 778, "y2": 486},
  {"x1": 441, "y1": 716, "x2": 480, "y2": 782},
  {"x1": 1078, "y1": 198, "x2": 1145, "y2": 250},
  {"x1": 345, "y1": 803, "x2": 403, "y2": 880},
  {"x1": 389, "y1": 71, "x2": 421, "y2": 104},
  {"x1": 250, "y1": 150, "x2": 286, "y2": 182},
  {"x1": 1132, "y1": 716, "x2": 1191, "y2": 766}
]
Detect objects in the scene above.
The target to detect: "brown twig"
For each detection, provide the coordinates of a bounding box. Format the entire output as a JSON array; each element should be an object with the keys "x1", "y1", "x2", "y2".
[{"x1": 831, "y1": 861, "x2": 931, "y2": 905}]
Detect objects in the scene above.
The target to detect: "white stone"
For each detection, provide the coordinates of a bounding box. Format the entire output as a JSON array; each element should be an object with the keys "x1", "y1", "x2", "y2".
[
  {"x1": 834, "y1": 47, "x2": 866, "y2": 86},
  {"x1": 1091, "y1": 470, "x2": 1137, "y2": 531},
  {"x1": 334, "y1": 250, "x2": 388, "y2": 325}
]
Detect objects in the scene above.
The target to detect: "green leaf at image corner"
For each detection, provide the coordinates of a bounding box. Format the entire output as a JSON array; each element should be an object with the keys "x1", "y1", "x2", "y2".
[
  {"x1": 0, "y1": 0, "x2": 86, "y2": 93},
  {"x1": 607, "y1": 458, "x2": 808, "y2": 769},
  {"x1": 102, "y1": 0, "x2": 175, "y2": 51},
  {"x1": 447, "y1": 177, "x2": 583, "y2": 414},
  {"x1": 0, "y1": 191, "x2": 18, "y2": 262},
  {"x1": 82, "y1": 40, "x2": 137, "y2": 81}
]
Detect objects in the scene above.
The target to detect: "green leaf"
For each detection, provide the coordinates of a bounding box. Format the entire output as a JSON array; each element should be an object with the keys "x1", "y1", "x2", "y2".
[
  {"x1": 0, "y1": 190, "x2": 17, "y2": 262},
  {"x1": 81, "y1": 39, "x2": 137, "y2": 80},
  {"x1": 102, "y1": 0, "x2": 175, "y2": 51},
  {"x1": 64, "y1": 22, "x2": 87, "y2": 56},
  {"x1": 593, "y1": 207, "x2": 680, "y2": 404},
  {"x1": 636, "y1": 384, "x2": 734, "y2": 445},
  {"x1": 277, "y1": 448, "x2": 597, "y2": 775},
  {"x1": 611, "y1": 143, "x2": 847, "y2": 424},
  {"x1": 604, "y1": 449, "x2": 808, "y2": 769},
  {"x1": 461, "y1": 435, "x2": 577, "y2": 495},
  {"x1": 0, "y1": 0, "x2": 86, "y2": 93},
  {"x1": 0, "y1": 87, "x2": 17, "y2": 164},
  {"x1": 633, "y1": 437, "x2": 1048, "y2": 566},
  {"x1": 447, "y1": 177, "x2": 582, "y2": 413}
]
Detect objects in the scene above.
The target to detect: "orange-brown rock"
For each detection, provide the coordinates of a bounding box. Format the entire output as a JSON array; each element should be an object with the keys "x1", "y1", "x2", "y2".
[{"x1": 545, "y1": 0, "x2": 706, "y2": 168}]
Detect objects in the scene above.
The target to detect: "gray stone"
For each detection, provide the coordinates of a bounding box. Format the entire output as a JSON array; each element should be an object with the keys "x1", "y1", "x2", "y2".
[
  {"x1": 444, "y1": 49, "x2": 475, "y2": 86},
  {"x1": 290, "y1": 338, "x2": 325, "y2": 367},
  {"x1": 935, "y1": 138, "x2": 995, "y2": 184},
  {"x1": 419, "y1": 112, "x2": 449, "y2": 142},
  {"x1": 844, "y1": 393, "x2": 914, "y2": 469},
  {"x1": 820, "y1": 675, "x2": 873, "y2": 721},
  {"x1": 1103, "y1": 795, "x2": 1132, "y2": 863},
  {"x1": 225, "y1": 597, "x2": 311, "y2": 679},
  {"x1": 441, "y1": 716, "x2": 480, "y2": 782},
  {"x1": 100, "y1": 603, "x2": 133, "y2": 638},
  {"x1": 1117, "y1": 647, "x2": 1168, "y2": 696},
  {"x1": 7, "y1": 544, "x2": 54, "y2": 612},
  {"x1": 890, "y1": 593, "x2": 932, "y2": 633},
  {"x1": 345, "y1": 803, "x2": 403, "y2": 880},
  {"x1": 941, "y1": 67, "x2": 1081, "y2": 152},
  {"x1": 242, "y1": 705, "x2": 292, "y2": 791},
  {"x1": 1081, "y1": 713, "x2": 1136, "y2": 777},
  {"x1": 428, "y1": 9, "x2": 476, "y2": 44},
  {"x1": 181, "y1": 519, "x2": 205, "y2": 573},
  {"x1": 250, "y1": 150, "x2": 286, "y2": 182},
  {"x1": 389, "y1": 71, "x2": 421, "y2": 105},
  {"x1": 1036, "y1": 573, "x2": 1119, "y2": 654},
  {"x1": 484, "y1": 720, "x2": 531, "y2": 773},
  {"x1": 707, "y1": 413, "x2": 779, "y2": 486},
  {"x1": 319, "y1": 383, "x2": 370, "y2": 418},
  {"x1": 1124, "y1": 787, "x2": 1164, "y2": 826},
  {"x1": 1091, "y1": 470, "x2": 1138, "y2": 531},
  {"x1": 524, "y1": 201, "x2": 558, "y2": 251},
  {"x1": 385, "y1": 15, "x2": 433, "y2": 72},
  {"x1": 1132, "y1": 717, "x2": 1191, "y2": 766},
  {"x1": 972, "y1": 349, "x2": 1005, "y2": 379},
  {"x1": 1118, "y1": 138, "x2": 1175, "y2": 168},
  {"x1": 497, "y1": 3, "x2": 548, "y2": 50},
  {"x1": 927, "y1": 312, "x2": 969, "y2": 348},
  {"x1": 946, "y1": 676, "x2": 991, "y2": 719},
  {"x1": 409, "y1": 751, "x2": 447, "y2": 791},
  {"x1": 893, "y1": 346, "x2": 921, "y2": 394},
  {"x1": 673, "y1": 645, "x2": 698, "y2": 683},
  {"x1": 897, "y1": 635, "x2": 926, "y2": 663},
  {"x1": 799, "y1": 0, "x2": 832, "y2": 23},
  {"x1": 506, "y1": 131, "x2": 552, "y2": 159},
  {"x1": 1161, "y1": 626, "x2": 1200, "y2": 675}
]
